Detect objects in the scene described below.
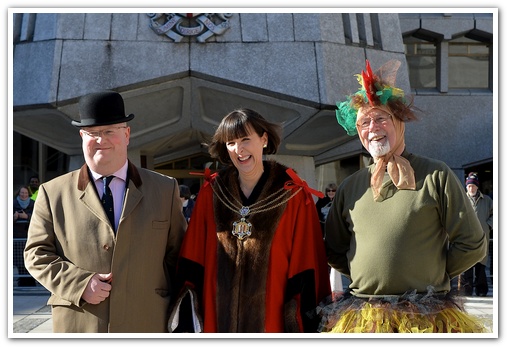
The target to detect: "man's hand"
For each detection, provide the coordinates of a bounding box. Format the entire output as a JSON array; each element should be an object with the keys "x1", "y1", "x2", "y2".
[{"x1": 82, "y1": 273, "x2": 113, "y2": 304}]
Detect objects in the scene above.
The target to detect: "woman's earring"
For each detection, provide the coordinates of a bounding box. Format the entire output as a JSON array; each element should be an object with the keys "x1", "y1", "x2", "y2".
[{"x1": 263, "y1": 144, "x2": 267, "y2": 148}]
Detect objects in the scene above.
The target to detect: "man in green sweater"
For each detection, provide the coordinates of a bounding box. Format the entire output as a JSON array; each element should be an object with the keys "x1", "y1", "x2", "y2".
[{"x1": 317, "y1": 60, "x2": 488, "y2": 333}]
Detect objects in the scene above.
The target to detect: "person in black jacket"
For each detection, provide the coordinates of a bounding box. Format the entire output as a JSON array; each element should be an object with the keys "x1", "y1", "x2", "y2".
[
  {"x1": 315, "y1": 183, "x2": 337, "y2": 237},
  {"x1": 179, "y1": 184, "x2": 195, "y2": 223}
]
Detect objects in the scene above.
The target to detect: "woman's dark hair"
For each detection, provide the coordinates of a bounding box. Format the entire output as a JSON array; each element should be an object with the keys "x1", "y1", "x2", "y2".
[
  {"x1": 207, "y1": 108, "x2": 282, "y2": 165},
  {"x1": 179, "y1": 184, "x2": 191, "y2": 199}
]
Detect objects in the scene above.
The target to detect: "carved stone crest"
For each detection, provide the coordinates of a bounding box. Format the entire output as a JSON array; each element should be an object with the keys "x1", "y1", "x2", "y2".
[{"x1": 147, "y1": 13, "x2": 232, "y2": 42}]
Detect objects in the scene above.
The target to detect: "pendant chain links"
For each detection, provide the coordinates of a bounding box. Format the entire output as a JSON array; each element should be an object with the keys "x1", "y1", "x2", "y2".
[
  {"x1": 210, "y1": 177, "x2": 302, "y2": 240},
  {"x1": 212, "y1": 176, "x2": 301, "y2": 217}
]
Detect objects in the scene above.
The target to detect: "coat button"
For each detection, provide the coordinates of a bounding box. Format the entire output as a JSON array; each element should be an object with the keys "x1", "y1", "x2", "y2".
[{"x1": 103, "y1": 244, "x2": 110, "y2": 251}]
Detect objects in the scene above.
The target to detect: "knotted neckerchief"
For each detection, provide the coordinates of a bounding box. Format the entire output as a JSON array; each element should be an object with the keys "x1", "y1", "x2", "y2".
[{"x1": 357, "y1": 107, "x2": 416, "y2": 201}]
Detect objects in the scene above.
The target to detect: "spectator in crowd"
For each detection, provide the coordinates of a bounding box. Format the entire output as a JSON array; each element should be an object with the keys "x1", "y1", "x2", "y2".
[
  {"x1": 13, "y1": 185, "x2": 36, "y2": 286},
  {"x1": 169, "y1": 108, "x2": 331, "y2": 333},
  {"x1": 24, "y1": 90, "x2": 186, "y2": 333},
  {"x1": 28, "y1": 175, "x2": 40, "y2": 201},
  {"x1": 179, "y1": 184, "x2": 195, "y2": 223},
  {"x1": 13, "y1": 185, "x2": 35, "y2": 235},
  {"x1": 459, "y1": 172, "x2": 493, "y2": 297},
  {"x1": 317, "y1": 59, "x2": 488, "y2": 333},
  {"x1": 315, "y1": 183, "x2": 343, "y2": 294},
  {"x1": 315, "y1": 182, "x2": 337, "y2": 237}
]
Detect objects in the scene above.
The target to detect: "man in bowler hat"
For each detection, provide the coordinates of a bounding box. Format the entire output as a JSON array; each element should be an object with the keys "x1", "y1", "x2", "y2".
[{"x1": 24, "y1": 90, "x2": 187, "y2": 333}]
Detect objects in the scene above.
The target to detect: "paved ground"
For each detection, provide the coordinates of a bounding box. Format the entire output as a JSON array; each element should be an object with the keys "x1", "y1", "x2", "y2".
[
  {"x1": 11, "y1": 286, "x2": 52, "y2": 334},
  {"x1": 10, "y1": 283, "x2": 497, "y2": 336}
]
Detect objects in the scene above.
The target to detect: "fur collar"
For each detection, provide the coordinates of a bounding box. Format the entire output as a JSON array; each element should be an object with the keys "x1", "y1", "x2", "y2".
[{"x1": 212, "y1": 161, "x2": 290, "y2": 332}]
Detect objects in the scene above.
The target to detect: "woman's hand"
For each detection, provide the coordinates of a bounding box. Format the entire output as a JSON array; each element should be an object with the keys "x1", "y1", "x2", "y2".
[{"x1": 15, "y1": 210, "x2": 28, "y2": 220}]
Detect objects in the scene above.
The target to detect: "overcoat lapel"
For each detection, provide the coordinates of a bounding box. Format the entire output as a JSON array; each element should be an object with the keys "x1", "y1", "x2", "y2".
[
  {"x1": 120, "y1": 160, "x2": 144, "y2": 223},
  {"x1": 120, "y1": 183, "x2": 143, "y2": 224},
  {"x1": 79, "y1": 184, "x2": 113, "y2": 228},
  {"x1": 76, "y1": 164, "x2": 113, "y2": 230},
  {"x1": 75, "y1": 161, "x2": 144, "y2": 231}
]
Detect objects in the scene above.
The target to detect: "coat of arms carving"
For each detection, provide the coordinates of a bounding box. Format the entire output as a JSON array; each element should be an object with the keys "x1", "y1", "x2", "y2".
[{"x1": 147, "y1": 13, "x2": 233, "y2": 42}]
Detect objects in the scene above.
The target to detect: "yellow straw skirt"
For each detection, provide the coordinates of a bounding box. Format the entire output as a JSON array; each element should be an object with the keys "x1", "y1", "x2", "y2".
[{"x1": 315, "y1": 289, "x2": 490, "y2": 333}]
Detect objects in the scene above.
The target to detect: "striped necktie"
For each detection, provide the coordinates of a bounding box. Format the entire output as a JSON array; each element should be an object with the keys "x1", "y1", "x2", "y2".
[{"x1": 102, "y1": 176, "x2": 115, "y2": 230}]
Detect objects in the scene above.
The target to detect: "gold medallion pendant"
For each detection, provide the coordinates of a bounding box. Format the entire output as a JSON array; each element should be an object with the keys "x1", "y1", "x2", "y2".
[
  {"x1": 210, "y1": 179, "x2": 299, "y2": 241},
  {"x1": 232, "y1": 217, "x2": 252, "y2": 240}
]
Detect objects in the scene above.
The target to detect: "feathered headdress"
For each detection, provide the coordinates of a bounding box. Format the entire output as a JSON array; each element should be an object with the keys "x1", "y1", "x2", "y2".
[{"x1": 336, "y1": 59, "x2": 406, "y2": 136}]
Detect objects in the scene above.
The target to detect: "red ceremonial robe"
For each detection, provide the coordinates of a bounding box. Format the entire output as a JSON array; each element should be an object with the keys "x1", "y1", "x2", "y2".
[{"x1": 173, "y1": 161, "x2": 331, "y2": 333}]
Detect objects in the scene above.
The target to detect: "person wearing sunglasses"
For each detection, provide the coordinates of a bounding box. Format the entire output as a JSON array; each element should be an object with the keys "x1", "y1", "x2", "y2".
[{"x1": 315, "y1": 183, "x2": 337, "y2": 238}]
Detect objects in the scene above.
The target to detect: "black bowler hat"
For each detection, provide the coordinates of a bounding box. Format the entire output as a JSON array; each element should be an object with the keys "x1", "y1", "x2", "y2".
[{"x1": 71, "y1": 90, "x2": 135, "y2": 127}]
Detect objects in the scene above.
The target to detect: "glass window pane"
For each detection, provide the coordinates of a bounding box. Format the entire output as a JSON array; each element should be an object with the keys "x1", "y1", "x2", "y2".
[
  {"x1": 190, "y1": 155, "x2": 222, "y2": 170},
  {"x1": 449, "y1": 38, "x2": 490, "y2": 89},
  {"x1": 469, "y1": 45, "x2": 489, "y2": 54},
  {"x1": 404, "y1": 41, "x2": 437, "y2": 89},
  {"x1": 449, "y1": 44, "x2": 468, "y2": 55},
  {"x1": 449, "y1": 55, "x2": 489, "y2": 88},
  {"x1": 174, "y1": 159, "x2": 188, "y2": 169}
]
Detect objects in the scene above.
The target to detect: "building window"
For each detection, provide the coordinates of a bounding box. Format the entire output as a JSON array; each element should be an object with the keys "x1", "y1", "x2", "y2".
[
  {"x1": 314, "y1": 154, "x2": 370, "y2": 193},
  {"x1": 13, "y1": 132, "x2": 39, "y2": 189},
  {"x1": 404, "y1": 37, "x2": 437, "y2": 89},
  {"x1": 13, "y1": 132, "x2": 69, "y2": 188},
  {"x1": 449, "y1": 36, "x2": 490, "y2": 89},
  {"x1": 404, "y1": 34, "x2": 491, "y2": 91},
  {"x1": 155, "y1": 154, "x2": 225, "y2": 197}
]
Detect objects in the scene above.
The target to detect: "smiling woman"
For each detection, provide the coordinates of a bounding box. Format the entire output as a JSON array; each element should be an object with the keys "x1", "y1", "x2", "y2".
[{"x1": 169, "y1": 108, "x2": 331, "y2": 333}]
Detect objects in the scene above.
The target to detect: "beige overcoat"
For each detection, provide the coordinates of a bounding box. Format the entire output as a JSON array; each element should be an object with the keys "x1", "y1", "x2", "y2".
[{"x1": 24, "y1": 161, "x2": 186, "y2": 333}]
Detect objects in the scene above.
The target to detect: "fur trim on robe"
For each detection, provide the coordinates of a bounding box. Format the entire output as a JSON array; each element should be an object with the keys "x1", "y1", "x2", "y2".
[{"x1": 214, "y1": 161, "x2": 289, "y2": 332}]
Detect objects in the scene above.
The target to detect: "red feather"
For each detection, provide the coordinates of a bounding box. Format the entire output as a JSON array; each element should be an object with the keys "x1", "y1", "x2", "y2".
[{"x1": 361, "y1": 60, "x2": 377, "y2": 105}]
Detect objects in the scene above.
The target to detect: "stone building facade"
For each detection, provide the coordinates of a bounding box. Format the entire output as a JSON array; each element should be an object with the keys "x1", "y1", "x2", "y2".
[{"x1": 12, "y1": 11, "x2": 494, "y2": 196}]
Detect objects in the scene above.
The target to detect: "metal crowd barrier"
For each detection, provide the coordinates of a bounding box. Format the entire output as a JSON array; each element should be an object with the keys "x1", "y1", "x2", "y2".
[{"x1": 13, "y1": 238, "x2": 37, "y2": 288}]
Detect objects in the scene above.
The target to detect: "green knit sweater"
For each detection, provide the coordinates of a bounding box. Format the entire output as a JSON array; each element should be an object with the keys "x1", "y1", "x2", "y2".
[{"x1": 325, "y1": 151, "x2": 487, "y2": 297}]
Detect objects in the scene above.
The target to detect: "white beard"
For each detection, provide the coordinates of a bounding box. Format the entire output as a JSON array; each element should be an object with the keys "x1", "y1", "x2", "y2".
[{"x1": 369, "y1": 140, "x2": 391, "y2": 159}]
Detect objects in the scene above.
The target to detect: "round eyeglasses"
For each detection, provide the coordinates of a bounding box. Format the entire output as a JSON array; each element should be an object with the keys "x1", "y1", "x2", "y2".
[
  {"x1": 356, "y1": 115, "x2": 391, "y2": 130},
  {"x1": 81, "y1": 126, "x2": 127, "y2": 139}
]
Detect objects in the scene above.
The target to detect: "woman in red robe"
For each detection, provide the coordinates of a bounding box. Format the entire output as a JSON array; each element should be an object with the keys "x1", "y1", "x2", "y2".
[{"x1": 169, "y1": 108, "x2": 331, "y2": 333}]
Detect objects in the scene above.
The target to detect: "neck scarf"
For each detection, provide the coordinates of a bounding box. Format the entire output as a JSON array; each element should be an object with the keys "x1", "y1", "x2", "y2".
[
  {"x1": 358, "y1": 109, "x2": 416, "y2": 201},
  {"x1": 17, "y1": 195, "x2": 30, "y2": 209}
]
